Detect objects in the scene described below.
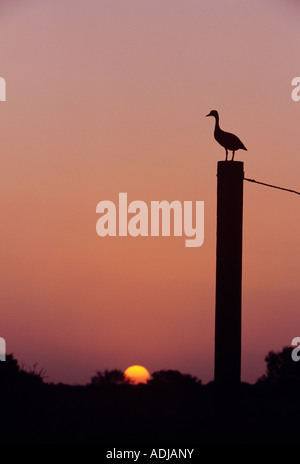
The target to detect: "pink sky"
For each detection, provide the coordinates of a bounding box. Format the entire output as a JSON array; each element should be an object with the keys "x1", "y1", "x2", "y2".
[{"x1": 0, "y1": 0, "x2": 299, "y2": 384}]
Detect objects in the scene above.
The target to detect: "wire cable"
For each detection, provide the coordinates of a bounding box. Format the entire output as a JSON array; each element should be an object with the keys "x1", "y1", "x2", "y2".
[{"x1": 244, "y1": 177, "x2": 300, "y2": 196}]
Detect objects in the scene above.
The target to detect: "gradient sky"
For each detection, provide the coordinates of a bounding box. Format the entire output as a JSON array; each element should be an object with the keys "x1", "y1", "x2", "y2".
[{"x1": 0, "y1": 0, "x2": 299, "y2": 384}]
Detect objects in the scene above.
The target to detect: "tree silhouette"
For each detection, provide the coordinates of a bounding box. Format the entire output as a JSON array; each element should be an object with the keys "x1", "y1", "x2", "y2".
[
  {"x1": 257, "y1": 346, "x2": 300, "y2": 387},
  {"x1": 0, "y1": 353, "x2": 19, "y2": 376},
  {"x1": 0, "y1": 353, "x2": 45, "y2": 392}
]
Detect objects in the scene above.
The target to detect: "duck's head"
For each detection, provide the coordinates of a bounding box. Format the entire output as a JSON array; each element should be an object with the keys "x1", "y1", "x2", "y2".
[{"x1": 206, "y1": 110, "x2": 219, "y2": 118}]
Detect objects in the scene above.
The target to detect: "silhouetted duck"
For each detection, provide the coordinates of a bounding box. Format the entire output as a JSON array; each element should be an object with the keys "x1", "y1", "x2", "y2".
[{"x1": 206, "y1": 110, "x2": 247, "y2": 161}]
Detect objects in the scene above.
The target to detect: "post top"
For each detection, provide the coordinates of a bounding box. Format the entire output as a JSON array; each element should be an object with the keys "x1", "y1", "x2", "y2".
[{"x1": 217, "y1": 161, "x2": 244, "y2": 177}]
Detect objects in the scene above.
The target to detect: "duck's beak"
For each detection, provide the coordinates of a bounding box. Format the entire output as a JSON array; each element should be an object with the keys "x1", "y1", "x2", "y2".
[{"x1": 206, "y1": 113, "x2": 211, "y2": 117}]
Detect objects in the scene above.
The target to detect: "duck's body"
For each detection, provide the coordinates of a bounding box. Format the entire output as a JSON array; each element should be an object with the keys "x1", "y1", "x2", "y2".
[{"x1": 206, "y1": 110, "x2": 247, "y2": 161}]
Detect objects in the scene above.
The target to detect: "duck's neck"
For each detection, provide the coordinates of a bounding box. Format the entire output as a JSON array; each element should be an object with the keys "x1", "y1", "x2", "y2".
[{"x1": 214, "y1": 114, "x2": 220, "y2": 131}]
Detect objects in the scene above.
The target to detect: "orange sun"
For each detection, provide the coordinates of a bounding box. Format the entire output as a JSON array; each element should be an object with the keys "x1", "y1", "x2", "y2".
[{"x1": 124, "y1": 365, "x2": 151, "y2": 385}]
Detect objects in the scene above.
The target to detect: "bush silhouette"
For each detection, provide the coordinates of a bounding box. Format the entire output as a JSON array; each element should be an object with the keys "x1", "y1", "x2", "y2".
[
  {"x1": 90, "y1": 369, "x2": 127, "y2": 385},
  {"x1": 150, "y1": 369, "x2": 201, "y2": 386}
]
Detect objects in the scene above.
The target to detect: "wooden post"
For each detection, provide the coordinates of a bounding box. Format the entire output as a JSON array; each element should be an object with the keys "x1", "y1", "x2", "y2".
[{"x1": 214, "y1": 161, "x2": 244, "y2": 386}]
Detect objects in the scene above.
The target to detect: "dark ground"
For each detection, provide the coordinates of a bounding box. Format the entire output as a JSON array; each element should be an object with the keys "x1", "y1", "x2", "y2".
[
  {"x1": 1, "y1": 350, "x2": 299, "y2": 445},
  {"x1": 1, "y1": 378, "x2": 300, "y2": 444}
]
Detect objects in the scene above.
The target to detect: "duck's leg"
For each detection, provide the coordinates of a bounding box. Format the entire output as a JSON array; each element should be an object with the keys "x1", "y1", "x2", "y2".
[
  {"x1": 231, "y1": 151, "x2": 235, "y2": 161},
  {"x1": 225, "y1": 149, "x2": 228, "y2": 161}
]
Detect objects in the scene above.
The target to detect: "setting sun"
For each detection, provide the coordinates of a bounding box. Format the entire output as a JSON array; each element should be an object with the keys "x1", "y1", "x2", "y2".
[{"x1": 124, "y1": 365, "x2": 151, "y2": 385}]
